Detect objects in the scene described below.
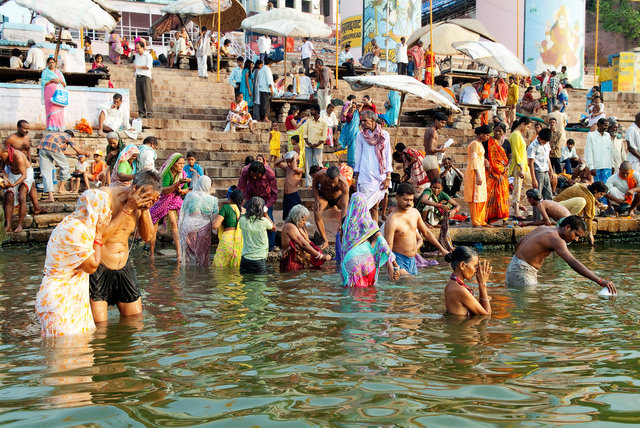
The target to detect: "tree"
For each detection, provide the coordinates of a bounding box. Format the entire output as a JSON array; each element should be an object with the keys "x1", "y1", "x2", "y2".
[{"x1": 589, "y1": 0, "x2": 640, "y2": 43}]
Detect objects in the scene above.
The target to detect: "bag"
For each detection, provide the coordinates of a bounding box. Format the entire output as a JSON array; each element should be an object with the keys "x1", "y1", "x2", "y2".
[
  {"x1": 115, "y1": 42, "x2": 124, "y2": 55},
  {"x1": 51, "y1": 86, "x2": 68, "y2": 107}
]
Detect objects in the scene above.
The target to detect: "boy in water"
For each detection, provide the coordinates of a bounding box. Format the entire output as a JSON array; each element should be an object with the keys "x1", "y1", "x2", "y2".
[{"x1": 275, "y1": 151, "x2": 303, "y2": 221}]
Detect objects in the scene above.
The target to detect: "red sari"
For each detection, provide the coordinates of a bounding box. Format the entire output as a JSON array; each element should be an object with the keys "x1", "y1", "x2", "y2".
[{"x1": 485, "y1": 137, "x2": 510, "y2": 222}]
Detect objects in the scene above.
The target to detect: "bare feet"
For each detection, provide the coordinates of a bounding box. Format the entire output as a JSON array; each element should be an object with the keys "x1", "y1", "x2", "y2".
[
  {"x1": 33, "y1": 208, "x2": 48, "y2": 214},
  {"x1": 319, "y1": 241, "x2": 329, "y2": 250},
  {"x1": 14, "y1": 226, "x2": 23, "y2": 233}
]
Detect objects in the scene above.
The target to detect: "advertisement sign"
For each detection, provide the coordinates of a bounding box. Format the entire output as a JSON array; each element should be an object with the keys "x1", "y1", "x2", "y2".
[
  {"x1": 341, "y1": 15, "x2": 362, "y2": 49},
  {"x1": 524, "y1": 0, "x2": 585, "y2": 87}
]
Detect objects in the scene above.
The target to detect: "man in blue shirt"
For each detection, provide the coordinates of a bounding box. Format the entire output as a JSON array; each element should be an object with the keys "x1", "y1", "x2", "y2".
[{"x1": 228, "y1": 56, "x2": 244, "y2": 97}]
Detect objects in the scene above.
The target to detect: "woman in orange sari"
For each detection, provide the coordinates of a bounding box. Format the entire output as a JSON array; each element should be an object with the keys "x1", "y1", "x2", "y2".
[
  {"x1": 464, "y1": 125, "x2": 490, "y2": 227},
  {"x1": 485, "y1": 122, "x2": 510, "y2": 225}
]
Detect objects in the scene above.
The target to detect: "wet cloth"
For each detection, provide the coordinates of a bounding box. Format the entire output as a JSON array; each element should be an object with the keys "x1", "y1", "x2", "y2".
[
  {"x1": 150, "y1": 153, "x2": 188, "y2": 225},
  {"x1": 354, "y1": 126, "x2": 392, "y2": 209},
  {"x1": 178, "y1": 176, "x2": 219, "y2": 266},
  {"x1": 338, "y1": 110, "x2": 360, "y2": 167},
  {"x1": 393, "y1": 251, "x2": 417, "y2": 275},
  {"x1": 89, "y1": 260, "x2": 141, "y2": 306},
  {"x1": 212, "y1": 204, "x2": 243, "y2": 269},
  {"x1": 505, "y1": 255, "x2": 539, "y2": 287},
  {"x1": 110, "y1": 144, "x2": 139, "y2": 187},
  {"x1": 36, "y1": 190, "x2": 112, "y2": 336},
  {"x1": 239, "y1": 216, "x2": 272, "y2": 260},
  {"x1": 6, "y1": 168, "x2": 34, "y2": 206},
  {"x1": 280, "y1": 240, "x2": 326, "y2": 272}
]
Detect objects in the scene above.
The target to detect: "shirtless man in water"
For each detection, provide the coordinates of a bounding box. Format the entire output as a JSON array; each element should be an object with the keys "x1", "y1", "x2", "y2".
[
  {"x1": 522, "y1": 188, "x2": 571, "y2": 226},
  {"x1": 89, "y1": 171, "x2": 161, "y2": 323},
  {"x1": 3, "y1": 120, "x2": 45, "y2": 214},
  {"x1": 0, "y1": 144, "x2": 31, "y2": 232},
  {"x1": 384, "y1": 183, "x2": 449, "y2": 275},
  {"x1": 422, "y1": 111, "x2": 449, "y2": 182},
  {"x1": 312, "y1": 166, "x2": 349, "y2": 249},
  {"x1": 506, "y1": 215, "x2": 616, "y2": 293}
]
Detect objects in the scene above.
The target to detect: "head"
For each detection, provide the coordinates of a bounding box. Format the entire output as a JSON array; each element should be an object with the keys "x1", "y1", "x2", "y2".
[
  {"x1": 444, "y1": 246, "x2": 479, "y2": 280},
  {"x1": 201, "y1": 26, "x2": 208, "y2": 34},
  {"x1": 143, "y1": 136, "x2": 158, "y2": 149},
  {"x1": 561, "y1": 66, "x2": 567, "y2": 73},
  {"x1": 244, "y1": 155, "x2": 254, "y2": 166},
  {"x1": 635, "y1": 112, "x2": 640, "y2": 127},
  {"x1": 78, "y1": 154, "x2": 87, "y2": 163},
  {"x1": 46, "y1": 57, "x2": 55, "y2": 70},
  {"x1": 264, "y1": 58, "x2": 273, "y2": 67},
  {"x1": 171, "y1": 156, "x2": 185, "y2": 173},
  {"x1": 315, "y1": 58, "x2": 324, "y2": 69},
  {"x1": 525, "y1": 86, "x2": 534, "y2": 93},
  {"x1": 254, "y1": 59, "x2": 263, "y2": 69},
  {"x1": 363, "y1": 95, "x2": 372, "y2": 105},
  {"x1": 309, "y1": 165, "x2": 323, "y2": 176},
  {"x1": 248, "y1": 160, "x2": 266, "y2": 181},
  {"x1": 557, "y1": 215, "x2": 587, "y2": 243},
  {"x1": 291, "y1": 135, "x2": 300, "y2": 145},
  {"x1": 326, "y1": 103, "x2": 334, "y2": 114},
  {"x1": 395, "y1": 183, "x2": 415, "y2": 211},
  {"x1": 236, "y1": 92, "x2": 244, "y2": 104},
  {"x1": 286, "y1": 84, "x2": 294, "y2": 92},
  {"x1": 442, "y1": 157, "x2": 454, "y2": 169},
  {"x1": 11, "y1": 48, "x2": 21, "y2": 58},
  {"x1": 244, "y1": 59, "x2": 253, "y2": 70},
  {"x1": 566, "y1": 139, "x2": 575, "y2": 149},
  {"x1": 433, "y1": 112, "x2": 448, "y2": 130},
  {"x1": 229, "y1": 188, "x2": 244, "y2": 206},
  {"x1": 534, "y1": 122, "x2": 543, "y2": 133},
  {"x1": 326, "y1": 166, "x2": 340, "y2": 188},
  {"x1": 94, "y1": 151, "x2": 103, "y2": 162},
  {"x1": 551, "y1": 71, "x2": 556, "y2": 77},
  {"x1": 548, "y1": 117, "x2": 557, "y2": 129},
  {"x1": 289, "y1": 105, "x2": 300, "y2": 116},
  {"x1": 509, "y1": 75, "x2": 516, "y2": 83},
  {"x1": 256, "y1": 154, "x2": 266, "y2": 164},
  {"x1": 475, "y1": 124, "x2": 492, "y2": 142},
  {"x1": 186, "y1": 151, "x2": 197, "y2": 166},
  {"x1": 95, "y1": 53, "x2": 103, "y2": 63},
  {"x1": 417, "y1": 41, "x2": 424, "y2": 47},
  {"x1": 135, "y1": 41, "x2": 145, "y2": 55},
  {"x1": 587, "y1": 181, "x2": 608, "y2": 200},
  {"x1": 285, "y1": 204, "x2": 310, "y2": 226},
  {"x1": 132, "y1": 170, "x2": 162, "y2": 202},
  {"x1": 347, "y1": 94, "x2": 356, "y2": 102},
  {"x1": 513, "y1": 116, "x2": 532, "y2": 132},
  {"x1": 284, "y1": 151, "x2": 298, "y2": 168},
  {"x1": 618, "y1": 161, "x2": 633, "y2": 178},
  {"x1": 429, "y1": 177, "x2": 443, "y2": 196},
  {"x1": 27, "y1": 39, "x2": 35, "y2": 47},
  {"x1": 310, "y1": 104, "x2": 321, "y2": 119},
  {"x1": 401, "y1": 37, "x2": 406, "y2": 44},
  {"x1": 107, "y1": 132, "x2": 119, "y2": 148},
  {"x1": 360, "y1": 109, "x2": 377, "y2": 131},
  {"x1": 493, "y1": 122, "x2": 506, "y2": 139},
  {"x1": 236, "y1": 56, "x2": 244, "y2": 68},
  {"x1": 538, "y1": 128, "x2": 552, "y2": 144},
  {"x1": 345, "y1": 43, "x2": 351, "y2": 52},
  {"x1": 112, "y1": 93, "x2": 123, "y2": 108},
  {"x1": 525, "y1": 188, "x2": 542, "y2": 206},
  {"x1": 16, "y1": 120, "x2": 29, "y2": 136},
  {"x1": 394, "y1": 142, "x2": 406, "y2": 154},
  {"x1": 597, "y1": 118, "x2": 608, "y2": 133},
  {"x1": 245, "y1": 196, "x2": 266, "y2": 222}
]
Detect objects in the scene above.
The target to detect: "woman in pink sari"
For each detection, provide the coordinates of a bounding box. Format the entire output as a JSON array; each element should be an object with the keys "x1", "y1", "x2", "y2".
[
  {"x1": 149, "y1": 153, "x2": 190, "y2": 261},
  {"x1": 41, "y1": 57, "x2": 67, "y2": 131}
]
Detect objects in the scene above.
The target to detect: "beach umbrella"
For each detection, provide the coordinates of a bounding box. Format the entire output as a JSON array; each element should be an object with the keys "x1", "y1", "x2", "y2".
[
  {"x1": 453, "y1": 40, "x2": 530, "y2": 77},
  {"x1": 343, "y1": 75, "x2": 461, "y2": 145},
  {"x1": 15, "y1": 0, "x2": 121, "y2": 65},
  {"x1": 241, "y1": 8, "x2": 332, "y2": 85}
]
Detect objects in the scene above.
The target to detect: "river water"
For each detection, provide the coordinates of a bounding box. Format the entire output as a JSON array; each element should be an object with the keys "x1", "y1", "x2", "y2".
[{"x1": 0, "y1": 245, "x2": 639, "y2": 426}]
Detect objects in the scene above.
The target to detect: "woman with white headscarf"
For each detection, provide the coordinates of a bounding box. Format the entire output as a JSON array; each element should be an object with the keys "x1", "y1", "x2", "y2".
[{"x1": 178, "y1": 175, "x2": 219, "y2": 266}]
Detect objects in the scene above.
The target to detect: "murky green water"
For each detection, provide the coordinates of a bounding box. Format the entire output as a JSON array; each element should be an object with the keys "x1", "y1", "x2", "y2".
[{"x1": 0, "y1": 245, "x2": 639, "y2": 426}]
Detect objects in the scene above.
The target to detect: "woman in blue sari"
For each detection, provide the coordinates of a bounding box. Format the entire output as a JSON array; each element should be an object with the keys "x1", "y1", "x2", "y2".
[
  {"x1": 379, "y1": 90, "x2": 401, "y2": 127},
  {"x1": 338, "y1": 105, "x2": 360, "y2": 168},
  {"x1": 240, "y1": 59, "x2": 254, "y2": 108},
  {"x1": 41, "y1": 57, "x2": 67, "y2": 131}
]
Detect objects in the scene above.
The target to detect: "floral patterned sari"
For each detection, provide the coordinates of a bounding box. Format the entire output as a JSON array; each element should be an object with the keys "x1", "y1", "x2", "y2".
[{"x1": 485, "y1": 137, "x2": 510, "y2": 222}]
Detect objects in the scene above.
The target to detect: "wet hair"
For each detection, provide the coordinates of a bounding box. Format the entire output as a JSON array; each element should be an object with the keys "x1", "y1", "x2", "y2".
[
  {"x1": 245, "y1": 196, "x2": 265, "y2": 222},
  {"x1": 588, "y1": 181, "x2": 608, "y2": 194},
  {"x1": 17, "y1": 120, "x2": 28, "y2": 128},
  {"x1": 229, "y1": 188, "x2": 244, "y2": 206},
  {"x1": 395, "y1": 142, "x2": 406, "y2": 152},
  {"x1": 511, "y1": 115, "x2": 532, "y2": 132},
  {"x1": 186, "y1": 151, "x2": 196, "y2": 159},
  {"x1": 244, "y1": 155, "x2": 254, "y2": 166},
  {"x1": 106, "y1": 131, "x2": 119, "y2": 141},
  {"x1": 444, "y1": 246, "x2": 477, "y2": 270},
  {"x1": 526, "y1": 188, "x2": 542, "y2": 202},
  {"x1": 538, "y1": 128, "x2": 552, "y2": 142},
  {"x1": 396, "y1": 183, "x2": 415, "y2": 196},
  {"x1": 143, "y1": 136, "x2": 157, "y2": 146},
  {"x1": 285, "y1": 204, "x2": 310, "y2": 225},
  {"x1": 434, "y1": 112, "x2": 448, "y2": 122},
  {"x1": 132, "y1": 170, "x2": 162, "y2": 191},
  {"x1": 291, "y1": 135, "x2": 300, "y2": 143},
  {"x1": 113, "y1": 93, "x2": 123, "y2": 101},
  {"x1": 567, "y1": 138, "x2": 575, "y2": 146},
  {"x1": 326, "y1": 166, "x2": 340, "y2": 179},
  {"x1": 558, "y1": 215, "x2": 586, "y2": 231},
  {"x1": 248, "y1": 160, "x2": 266, "y2": 175},
  {"x1": 309, "y1": 165, "x2": 323, "y2": 175}
]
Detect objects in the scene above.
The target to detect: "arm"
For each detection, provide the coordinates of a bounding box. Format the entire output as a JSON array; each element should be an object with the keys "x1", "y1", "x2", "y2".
[
  {"x1": 417, "y1": 215, "x2": 448, "y2": 256},
  {"x1": 287, "y1": 226, "x2": 326, "y2": 259},
  {"x1": 266, "y1": 172, "x2": 278, "y2": 208},
  {"x1": 264, "y1": 212, "x2": 276, "y2": 231},
  {"x1": 528, "y1": 158, "x2": 537, "y2": 188},
  {"x1": 554, "y1": 239, "x2": 616, "y2": 293},
  {"x1": 238, "y1": 168, "x2": 248, "y2": 193},
  {"x1": 274, "y1": 157, "x2": 287, "y2": 170}
]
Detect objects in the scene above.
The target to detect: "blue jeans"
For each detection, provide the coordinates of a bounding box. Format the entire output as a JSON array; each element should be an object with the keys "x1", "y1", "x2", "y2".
[
  {"x1": 563, "y1": 159, "x2": 573, "y2": 174},
  {"x1": 594, "y1": 168, "x2": 612, "y2": 203},
  {"x1": 267, "y1": 206, "x2": 275, "y2": 250}
]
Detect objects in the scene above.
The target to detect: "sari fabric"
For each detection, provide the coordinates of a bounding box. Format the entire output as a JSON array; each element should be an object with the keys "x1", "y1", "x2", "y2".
[
  {"x1": 380, "y1": 90, "x2": 400, "y2": 126},
  {"x1": 108, "y1": 33, "x2": 121, "y2": 64},
  {"x1": 178, "y1": 176, "x2": 219, "y2": 266},
  {"x1": 338, "y1": 110, "x2": 360, "y2": 166},
  {"x1": 212, "y1": 204, "x2": 243, "y2": 268},
  {"x1": 150, "y1": 153, "x2": 187, "y2": 225},
  {"x1": 35, "y1": 190, "x2": 112, "y2": 336},
  {"x1": 41, "y1": 68, "x2": 66, "y2": 131},
  {"x1": 240, "y1": 69, "x2": 253, "y2": 108},
  {"x1": 227, "y1": 100, "x2": 251, "y2": 126},
  {"x1": 485, "y1": 137, "x2": 510, "y2": 222},
  {"x1": 110, "y1": 144, "x2": 139, "y2": 187},
  {"x1": 280, "y1": 240, "x2": 325, "y2": 272}
]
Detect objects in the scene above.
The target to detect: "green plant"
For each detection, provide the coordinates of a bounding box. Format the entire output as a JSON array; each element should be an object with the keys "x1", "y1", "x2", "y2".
[{"x1": 590, "y1": 0, "x2": 640, "y2": 43}]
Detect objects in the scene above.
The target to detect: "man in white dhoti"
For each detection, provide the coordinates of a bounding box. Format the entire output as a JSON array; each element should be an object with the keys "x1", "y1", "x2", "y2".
[{"x1": 353, "y1": 110, "x2": 392, "y2": 223}]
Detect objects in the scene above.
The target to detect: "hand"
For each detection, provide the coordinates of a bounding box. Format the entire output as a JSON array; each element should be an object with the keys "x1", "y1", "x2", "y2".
[
  {"x1": 179, "y1": 188, "x2": 189, "y2": 196},
  {"x1": 475, "y1": 176, "x2": 483, "y2": 186},
  {"x1": 313, "y1": 199, "x2": 321, "y2": 212},
  {"x1": 588, "y1": 233, "x2": 595, "y2": 246},
  {"x1": 590, "y1": 169, "x2": 596, "y2": 176},
  {"x1": 132, "y1": 65, "x2": 137, "y2": 70},
  {"x1": 125, "y1": 186, "x2": 153, "y2": 211},
  {"x1": 599, "y1": 279, "x2": 617, "y2": 294},
  {"x1": 625, "y1": 191, "x2": 634, "y2": 199},
  {"x1": 381, "y1": 178, "x2": 391, "y2": 190},
  {"x1": 532, "y1": 179, "x2": 538, "y2": 189},
  {"x1": 442, "y1": 204, "x2": 450, "y2": 213},
  {"x1": 95, "y1": 215, "x2": 110, "y2": 238},
  {"x1": 475, "y1": 259, "x2": 492, "y2": 285}
]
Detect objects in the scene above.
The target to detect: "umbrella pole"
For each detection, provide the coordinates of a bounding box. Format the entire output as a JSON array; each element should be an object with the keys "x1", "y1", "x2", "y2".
[
  {"x1": 284, "y1": 47, "x2": 287, "y2": 86},
  {"x1": 429, "y1": 0, "x2": 433, "y2": 88},
  {"x1": 335, "y1": 0, "x2": 340, "y2": 87},
  {"x1": 53, "y1": 27, "x2": 63, "y2": 68},
  {"x1": 594, "y1": 0, "x2": 600, "y2": 87},
  {"x1": 217, "y1": 0, "x2": 221, "y2": 83},
  {"x1": 393, "y1": 93, "x2": 406, "y2": 147}
]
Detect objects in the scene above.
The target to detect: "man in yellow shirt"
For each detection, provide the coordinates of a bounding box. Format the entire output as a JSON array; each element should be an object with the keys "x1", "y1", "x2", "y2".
[
  {"x1": 507, "y1": 75, "x2": 519, "y2": 127},
  {"x1": 303, "y1": 104, "x2": 328, "y2": 186}
]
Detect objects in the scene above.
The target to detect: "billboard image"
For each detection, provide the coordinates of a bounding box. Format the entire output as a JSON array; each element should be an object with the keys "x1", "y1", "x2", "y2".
[
  {"x1": 524, "y1": 0, "x2": 585, "y2": 87},
  {"x1": 341, "y1": 15, "x2": 362, "y2": 49}
]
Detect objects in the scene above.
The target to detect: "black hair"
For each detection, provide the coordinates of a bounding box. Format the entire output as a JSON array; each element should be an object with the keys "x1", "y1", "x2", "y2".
[
  {"x1": 558, "y1": 215, "x2": 587, "y2": 231},
  {"x1": 94, "y1": 53, "x2": 103, "y2": 61},
  {"x1": 254, "y1": 59, "x2": 263, "y2": 67},
  {"x1": 396, "y1": 182, "x2": 414, "y2": 196},
  {"x1": 326, "y1": 166, "x2": 340, "y2": 179},
  {"x1": 248, "y1": 160, "x2": 266, "y2": 175},
  {"x1": 430, "y1": 177, "x2": 443, "y2": 186},
  {"x1": 511, "y1": 115, "x2": 532, "y2": 132},
  {"x1": 309, "y1": 165, "x2": 323, "y2": 175},
  {"x1": 237, "y1": 56, "x2": 244, "y2": 62},
  {"x1": 17, "y1": 119, "x2": 28, "y2": 128},
  {"x1": 347, "y1": 94, "x2": 356, "y2": 101},
  {"x1": 186, "y1": 151, "x2": 196, "y2": 159},
  {"x1": 229, "y1": 188, "x2": 244, "y2": 206},
  {"x1": 567, "y1": 138, "x2": 575, "y2": 145},
  {"x1": 395, "y1": 142, "x2": 406, "y2": 152},
  {"x1": 493, "y1": 121, "x2": 507, "y2": 133},
  {"x1": 588, "y1": 181, "x2": 608, "y2": 194},
  {"x1": 143, "y1": 136, "x2": 157, "y2": 146},
  {"x1": 291, "y1": 135, "x2": 300, "y2": 143},
  {"x1": 265, "y1": 58, "x2": 273, "y2": 65},
  {"x1": 113, "y1": 93, "x2": 123, "y2": 101},
  {"x1": 245, "y1": 196, "x2": 265, "y2": 223},
  {"x1": 538, "y1": 128, "x2": 552, "y2": 142},
  {"x1": 223, "y1": 39, "x2": 231, "y2": 46},
  {"x1": 441, "y1": 80, "x2": 449, "y2": 88},
  {"x1": 286, "y1": 84, "x2": 294, "y2": 91},
  {"x1": 201, "y1": 26, "x2": 208, "y2": 32},
  {"x1": 272, "y1": 73, "x2": 279, "y2": 81},
  {"x1": 315, "y1": 58, "x2": 324, "y2": 66},
  {"x1": 526, "y1": 188, "x2": 542, "y2": 202},
  {"x1": 444, "y1": 246, "x2": 477, "y2": 270},
  {"x1": 64, "y1": 129, "x2": 74, "y2": 137},
  {"x1": 135, "y1": 41, "x2": 145, "y2": 49},
  {"x1": 288, "y1": 105, "x2": 299, "y2": 115},
  {"x1": 392, "y1": 152, "x2": 404, "y2": 163},
  {"x1": 244, "y1": 155, "x2": 254, "y2": 166},
  {"x1": 363, "y1": 94, "x2": 371, "y2": 101},
  {"x1": 310, "y1": 104, "x2": 321, "y2": 113},
  {"x1": 434, "y1": 111, "x2": 448, "y2": 122},
  {"x1": 243, "y1": 59, "x2": 253, "y2": 70},
  {"x1": 11, "y1": 48, "x2": 21, "y2": 57},
  {"x1": 597, "y1": 118, "x2": 608, "y2": 126}
]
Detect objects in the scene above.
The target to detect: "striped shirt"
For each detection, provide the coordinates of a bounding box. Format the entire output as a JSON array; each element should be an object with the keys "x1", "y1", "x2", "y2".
[{"x1": 38, "y1": 132, "x2": 72, "y2": 153}]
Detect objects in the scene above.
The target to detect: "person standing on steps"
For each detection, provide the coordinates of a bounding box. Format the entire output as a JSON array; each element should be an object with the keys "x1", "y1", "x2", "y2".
[
  {"x1": 422, "y1": 112, "x2": 448, "y2": 183},
  {"x1": 300, "y1": 37, "x2": 316, "y2": 76},
  {"x1": 252, "y1": 59, "x2": 263, "y2": 121},
  {"x1": 133, "y1": 41, "x2": 153, "y2": 118},
  {"x1": 195, "y1": 26, "x2": 212, "y2": 79},
  {"x1": 258, "y1": 58, "x2": 274, "y2": 123},
  {"x1": 315, "y1": 59, "x2": 332, "y2": 111},
  {"x1": 396, "y1": 37, "x2": 408, "y2": 76}
]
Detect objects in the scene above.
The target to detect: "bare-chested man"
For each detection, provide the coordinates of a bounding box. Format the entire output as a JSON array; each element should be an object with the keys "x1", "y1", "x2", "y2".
[
  {"x1": 89, "y1": 171, "x2": 161, "y2": 323},
  {"x1": 422, "y1": 111, "x2": 449, "y2": 182},
  {"x1": 523, "y1": 188, "x2": 571, "y2": 226},
  {"x1": 506, "y1": 215, "x2": 616, "y2": 293},
  {"x1": 312, "y1": 165, "x2": 349, "y2": 249},
  {"x1": 0, "y1": 144, "x2": 31, "y2": 232},
  {"x1": 384, "y1": 183, "x2": 449, "y2": 275},
  {"x1": 3, "y1": 120, "x2": 44, "y2": 214},
  {"x1": 275, "y1": 151, "x2": 303, "y2": 222}
]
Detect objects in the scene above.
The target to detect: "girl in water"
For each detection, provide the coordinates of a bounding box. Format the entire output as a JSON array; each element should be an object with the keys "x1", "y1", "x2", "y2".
[{"x1": 444, "y1": 246, "x2": 492, "y2": 317}]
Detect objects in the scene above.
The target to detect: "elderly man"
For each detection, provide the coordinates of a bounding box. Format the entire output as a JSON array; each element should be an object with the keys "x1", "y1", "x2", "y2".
[
  {"x1": 24, "y1": 40, "x2": 45, "y2": 70},
  {"x1": 238, "y1": 160, "x2": 278, "y2": 251},
  {"x1": 315, "y1": 58, "x2": 332, "y2": 110},
  {"x1": 353, "y1": 109, "x2": 392, "y2": 223},
  {"x1": 605, "y1": 161, "x2": 640, "y2": 215},
  {"x1": 98, "y1": 93, "x2": 130, "y2": 136},
  {"x1": 585, "y1": 118, "x2": 613, "y2": 193},
  {"x1": 0, "y1": 143, "x2": 31, "y2": 233},
  {"x1": 38, "y1": 130, "x2": 85, "y2": 202}
]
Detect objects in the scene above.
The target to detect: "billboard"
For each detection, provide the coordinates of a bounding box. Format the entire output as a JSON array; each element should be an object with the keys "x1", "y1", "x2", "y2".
[
  {"x1": 341, "y1": 15, "x2": 362, "y2": 49},
  {"x1": 362, "y1": 0, "x2": 421, "y2": 70},
  {"x1": 524, "y1": 0, "x2": 585, "y2": 88}
]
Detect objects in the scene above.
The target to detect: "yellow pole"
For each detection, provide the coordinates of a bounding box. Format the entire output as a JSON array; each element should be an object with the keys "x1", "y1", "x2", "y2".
[
  {"x1": 284, "y1": 45, "x2": 287, "y2": 86},
  {"x1": 335, "y1": 0, "x2": 340, "y2": 88},
  {"x1": 516, "y1": 0, "x2": 519, "y2": 59},
  {"x1": 80, "y1": 28, "x2": 84, "y2": 50},
  {"x1": 429, "y1": 0, "x2": 433, "y2": 88},
  {"x1": 217, "y1": 0, "x2": 221, "y2": 83},
  {"x1": 594, "y1": 0, "x2": 599, "y2": 87}
]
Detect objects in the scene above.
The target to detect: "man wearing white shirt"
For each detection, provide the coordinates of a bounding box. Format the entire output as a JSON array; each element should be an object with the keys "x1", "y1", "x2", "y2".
[
  {"x1": 396, "y1": 37, "x2": 408, "y2": 75},
  {"x1": 460, "y1": 82, "x2": 481, "y2": 104},
  {"x1": 625, "y1": 113, "x2": 640, "y2": 170},
  {"x1": 585, "y1": 118, "x2": 613, "y2": 186},
  {"x1": 195, "y1": 26, "x2": 212, "y2": 78},
  {"x1": 133, "y1": 41, "x2": 153, "y2": 118},
  {"x1": 527, "y1": 128, "x2": 554, "y2": 203},
  {"x1": 98, "y1": 93, "x2": 130, "y2": 136},
  {"x1": 339, "y1": 43, "x2": 355, "y2": 76},
  {"x1": 24, "y1": 40, "x2": 45, "y2": 70},
  {"x1": 258, "y1": 58, "x2": 274, "y2": 123},
  {"x1": 258, "y1": 35, "x2": 271, "y2": 62},
  {"x1": 300, "y1": 37, "x2": 316, "y2": 76}
]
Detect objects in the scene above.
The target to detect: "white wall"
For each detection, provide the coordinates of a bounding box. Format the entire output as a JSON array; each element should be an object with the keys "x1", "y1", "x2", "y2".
[{"x1": 476, "y1": 0, "x2": 524, "y2": 61}]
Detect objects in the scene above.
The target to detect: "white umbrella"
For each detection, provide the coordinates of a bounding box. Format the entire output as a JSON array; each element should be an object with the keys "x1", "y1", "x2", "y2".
[
  {"x1": 453, "y1": 40, "x2": 530, "y2": 77},
  {"x1": 242, "y1": 8, "x2": 332, "y2": 84},
  {"x1": 408, "y1": 22, "x2": 488, "y2": 55},
  {"x1": 344, "y1": 75, "x2": 460, "y2": 145}
]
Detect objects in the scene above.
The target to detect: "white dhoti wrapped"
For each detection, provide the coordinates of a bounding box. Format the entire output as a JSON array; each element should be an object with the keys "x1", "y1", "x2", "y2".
[
  {"x1": 505, "y1": 255, "x2": 539, "y2": 288},
  {"x1": 6, "y1": 167, "x2": 34, "y2": 206}
]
